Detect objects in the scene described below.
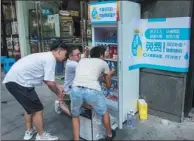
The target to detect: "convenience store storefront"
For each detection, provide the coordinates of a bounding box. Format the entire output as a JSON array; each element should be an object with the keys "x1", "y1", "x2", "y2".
[
  {"x1": 12, "y1": 0, "x2": 81, "y2": 76},
  {"x1": 14, "y1": 0, "x2": 81, "y2": 57},
  {"x1": 1, "y1": 0, "x2": 20, "y2": 60},
  {"x1": 3, "y1": 0, "x2": 194, "y2": 123}
]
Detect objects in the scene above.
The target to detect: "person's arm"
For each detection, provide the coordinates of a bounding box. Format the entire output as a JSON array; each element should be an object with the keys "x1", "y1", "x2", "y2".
[
  {"x1": 44, "y1": 81, "x2": 63, "y2": 96},
  {"x1": 43, "y1": 59, "x2": 64, "y2": 98},
  {"x1": 104, "y1": 70, "x2": 114, "y2": 88},
  {"x1": 102, "y1": 62, "x2": 115, "y2": 88},
  {"x1": 81, "y1": 46, "x2": 89, "y2": 58},
  {"x1": 104, "y1": 74, "x2": 111, "y2": 88}
]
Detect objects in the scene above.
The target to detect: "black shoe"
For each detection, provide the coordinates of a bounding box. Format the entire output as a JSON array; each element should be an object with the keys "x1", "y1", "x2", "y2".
[{"x1": 106, "y1": 130, "x2": 116, "y2": 141}]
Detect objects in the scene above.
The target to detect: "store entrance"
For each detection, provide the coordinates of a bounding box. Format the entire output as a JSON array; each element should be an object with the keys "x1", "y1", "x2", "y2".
[
  {"x1": 27, "y1": 1, "x2": 61, "y2": 53},
  {"x1": 27, "y1": 1, "x2": 81, "y2": 54}
]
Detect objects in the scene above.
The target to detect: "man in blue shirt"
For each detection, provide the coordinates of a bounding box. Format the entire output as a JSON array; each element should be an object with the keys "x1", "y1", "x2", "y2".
[{"x1": 54, "y1": 46, "x2": 88, "y2": 115}]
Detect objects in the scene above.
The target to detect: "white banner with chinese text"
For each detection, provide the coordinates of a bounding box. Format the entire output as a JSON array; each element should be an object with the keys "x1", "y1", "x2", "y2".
[
  {"x1": 129, "y1": 17, "x2": 191, "y2": 72},
  {"x1": 88, "y1": 1, "x2": 119, "y2": 24}
]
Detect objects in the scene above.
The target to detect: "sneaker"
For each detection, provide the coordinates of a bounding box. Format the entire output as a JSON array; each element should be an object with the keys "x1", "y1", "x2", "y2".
[
  {"x1": 55, "y1": 100, "x2": 62, "y2": 114},
  {"x1": 35, "y1": 132, "x2": 58, "y2": 140},
  {"x1": 105, "y1": 130, "x2": 116, "y2": 141},
  {"x1": 23, "y1": 128, "x2": 37, "y2": 140}
]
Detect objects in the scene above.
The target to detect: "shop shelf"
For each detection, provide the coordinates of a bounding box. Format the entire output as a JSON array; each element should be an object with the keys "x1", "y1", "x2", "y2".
[{"x1": 104, "y1": 58, "x2": 118, "y2": 62}]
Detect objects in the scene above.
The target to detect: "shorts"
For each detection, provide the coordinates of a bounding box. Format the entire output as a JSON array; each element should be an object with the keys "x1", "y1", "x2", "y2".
[
  {"x1": 70, "y1": 86, "x2": 107, "y2": 117},
  {"x1": 5, "y1": 82, "x2": 44, "y2": 114}
]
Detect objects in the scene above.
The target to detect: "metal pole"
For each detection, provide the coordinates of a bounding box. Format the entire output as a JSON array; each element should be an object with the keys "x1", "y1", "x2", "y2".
[
  {"x1": 1, "y1": 3, "x2": 9, "y2": 57},
  {"x1": 80, "y1": 0, "x2": 84, "y2": 51},
  {"x1": 35, "y1": 1, "x2": 42, "y2": 53}
]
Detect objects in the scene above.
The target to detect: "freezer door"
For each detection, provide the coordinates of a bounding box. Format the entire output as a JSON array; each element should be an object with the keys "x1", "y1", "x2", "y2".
[{"x1": 119, "y1": 21, "x2": 140, "y2": 123}]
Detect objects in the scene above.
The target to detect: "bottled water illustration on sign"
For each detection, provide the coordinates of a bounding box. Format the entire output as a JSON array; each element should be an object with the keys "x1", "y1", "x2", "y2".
[
  {"x1": 131, "y1": 29, "x2": 143, "y2": 58},
  {"x1": 91, "y1": 7, "x2": 99, "y2": 20}
]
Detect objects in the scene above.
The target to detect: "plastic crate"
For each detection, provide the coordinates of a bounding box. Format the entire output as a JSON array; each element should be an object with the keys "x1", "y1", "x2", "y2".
[
  {"x1": 1, "y1": 56, "x2": 7, "y2": 64},
  {"x1": 3, "y1": 58, "x2": 16, "y2": 74}
]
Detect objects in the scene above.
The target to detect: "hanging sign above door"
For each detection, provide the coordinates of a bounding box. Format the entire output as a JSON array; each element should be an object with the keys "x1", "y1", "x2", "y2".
[{"x1": 88, "y1": 1, "x2": 119, "y2": 24}]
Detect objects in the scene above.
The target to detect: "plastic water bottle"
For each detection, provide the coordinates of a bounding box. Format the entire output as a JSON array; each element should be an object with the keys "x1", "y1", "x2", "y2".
[
  {"x1": 127, "y1": 110, "x2": 136, "y2": 128},
  {"x1": 107, "y1": 61, "x2": 111, "y2": 69},
  {"x1": 111, "y1": 62, "x2": 115, "y2": 70},
  {"x1": 106, "y1": 88, "x2": 111, "y2": 95}
]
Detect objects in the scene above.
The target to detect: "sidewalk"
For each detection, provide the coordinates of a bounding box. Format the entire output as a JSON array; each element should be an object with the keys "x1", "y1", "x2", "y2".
[
  {"x1": 1, "y1": 72, "x2": 73, "y2": 140},
  {"x1": 1, "y1": 72, "x2": 194, "y2": 140}
]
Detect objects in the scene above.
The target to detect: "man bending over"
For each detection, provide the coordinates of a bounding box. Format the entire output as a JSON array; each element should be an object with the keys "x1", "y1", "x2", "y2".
[
  {"x1": 71, "y1": 46, "x2": 116, "y2": 140},
  {"x1": 54, "y1": 46, "x2": 89, "y2": 116},
  {"x1": 3, "y1": 41, "x2": 68, "y2": 140}
]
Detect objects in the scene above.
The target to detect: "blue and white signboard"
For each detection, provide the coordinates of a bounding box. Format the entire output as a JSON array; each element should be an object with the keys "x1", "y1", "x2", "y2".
[
  {"x1": 129, "y1": 17, "x2": 191, "y2": 72},
  {"x1": 88, "y1": 1, "x2": 119, "y2": 24}
]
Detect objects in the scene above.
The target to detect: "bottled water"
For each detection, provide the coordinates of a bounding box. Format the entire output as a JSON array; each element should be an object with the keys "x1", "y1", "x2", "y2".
[
  {"x1": 107, "y1": 61, "x2": 111, "y2": 69},
  {"x1": 111, "y1": 62, "x2": 115, "y2": 70},
  {"x1": 127, "y1": 110, "x2": 136, "y2": 128}
]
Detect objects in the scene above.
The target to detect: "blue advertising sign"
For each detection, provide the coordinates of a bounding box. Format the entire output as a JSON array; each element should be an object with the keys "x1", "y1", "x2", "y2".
[{"x1": 129, "y1": 17, "x2": 190, "y2": 72}]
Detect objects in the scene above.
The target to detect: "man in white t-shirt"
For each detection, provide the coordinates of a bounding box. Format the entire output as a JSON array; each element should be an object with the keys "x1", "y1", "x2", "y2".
[
  {"x1": 2, "y1": 41, "x2": 68, "y2": 141},
  {"x1": 71, "y1": 46, "x2": 116, "y2": 140},
  {"x1": 54, "y1": 45, "x2": 88, "y2": 115}
]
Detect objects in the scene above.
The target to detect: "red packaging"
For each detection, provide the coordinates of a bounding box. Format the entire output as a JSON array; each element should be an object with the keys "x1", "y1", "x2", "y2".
[
  {"x1": 109, "y1": 45, "x2": 114, "y2": 58},
  {"x1": 113, "y1": 46, "x2": 117, "y2": 55}
]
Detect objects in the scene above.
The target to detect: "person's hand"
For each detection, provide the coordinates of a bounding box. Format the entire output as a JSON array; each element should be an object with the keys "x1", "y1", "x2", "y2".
[
  {"x1": 57, "y1": 85, "x2": 65, "y2": 102},
  {"x1": 58, "y1": 93, "x2": 64, "y2": 104},
  {"x1": 108, "y1": 69, "x2": 115, "y2": 76},
  {"x1": 84, "y1": 46, "x2": 89, "y2": 57},
  {"x1": 59, "y1": 86, "x2": 65, "y2": 94},
  {"x1": 58, "y1": 85, "x2": 64, "y2": 94},
  {"x1": 58, "y1": 96, "x2": 64, "y2": 104}
]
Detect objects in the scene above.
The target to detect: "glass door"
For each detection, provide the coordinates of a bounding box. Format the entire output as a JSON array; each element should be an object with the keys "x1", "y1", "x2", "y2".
[
  {"x1": 28, "y1": 1, "x2": 60, "y2": 53},
  {"x1": 93, "y1": 25, "x2": 119, "y2": 129},
  {"x1": 29, "y1": 3, "x2": 41, "y2": 53}
]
